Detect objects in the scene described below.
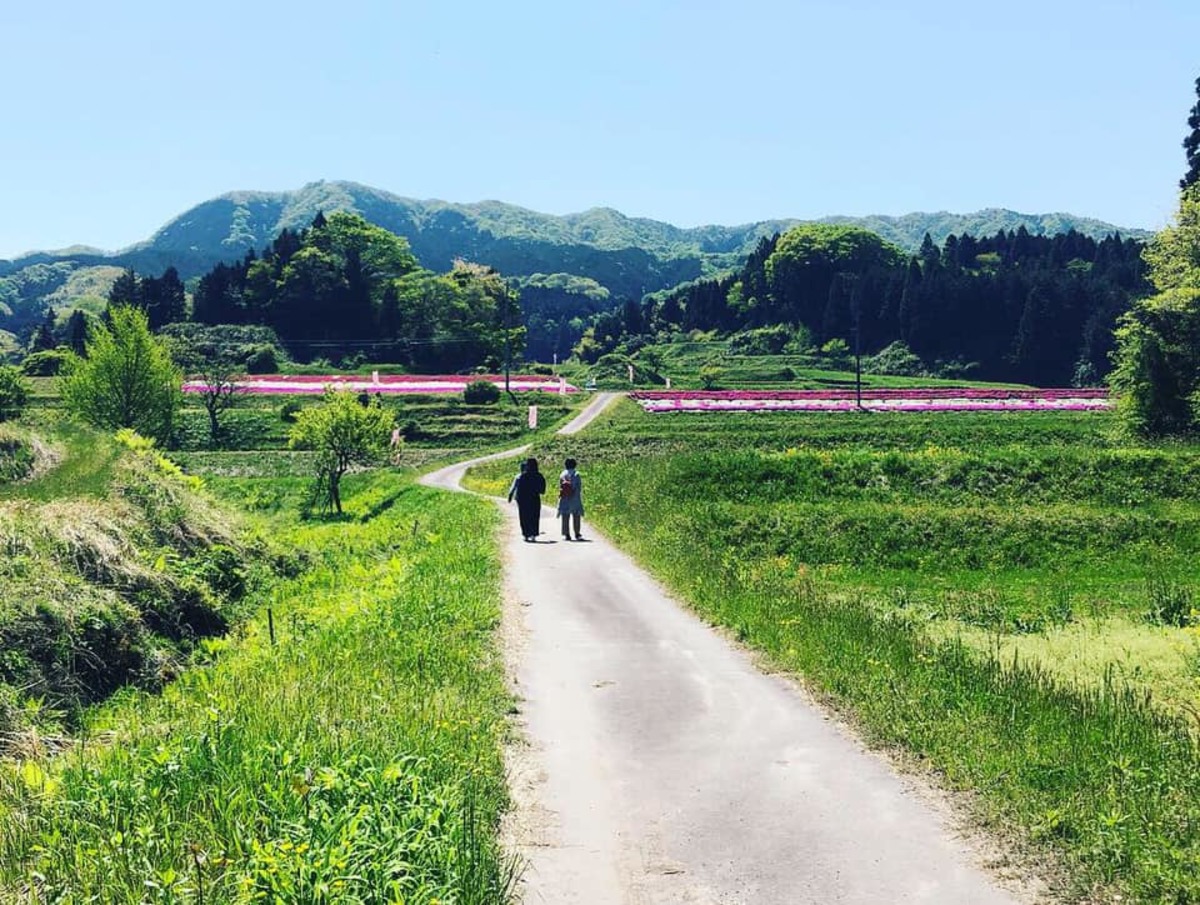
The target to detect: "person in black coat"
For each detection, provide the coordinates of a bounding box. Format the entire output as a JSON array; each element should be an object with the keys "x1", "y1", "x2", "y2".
[{"x1": 507, "y1": 457, "x2": 547, "y2": 542}]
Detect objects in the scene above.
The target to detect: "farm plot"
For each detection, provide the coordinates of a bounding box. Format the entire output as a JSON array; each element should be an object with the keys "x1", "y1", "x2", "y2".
[{"x1": 631, "y1": 387, "x2": 1110, "y2": 413}]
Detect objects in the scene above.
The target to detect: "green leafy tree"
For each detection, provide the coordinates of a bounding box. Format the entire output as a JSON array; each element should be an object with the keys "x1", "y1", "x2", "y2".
[
  {"x1": 1110, "y1": 187, "x2": 1200, "y2": 435},
  {"x1": 60, "y1": 306, "x2": 182, "y2": 444},
  {"x1": 764, "y1": 224, "x2": 905, "y2": 328},
  {"x1": 1142, "y1": 185, "x2": 1200, "y2": 293},
  {"x1": 0, "y1": 365, "x2": 30, "y2": 421},
  {"x1": 288, "y1": 388, "x2": 392, "y2": 514}
]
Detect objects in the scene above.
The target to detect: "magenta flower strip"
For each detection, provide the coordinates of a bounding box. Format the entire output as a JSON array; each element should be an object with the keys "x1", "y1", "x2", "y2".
[
  {"x1": 629, "y1": 387, "x2": 1111, "y2": 414},
  {"x1": 182, "y1": 375, "x2": 579, "y2": 395}
]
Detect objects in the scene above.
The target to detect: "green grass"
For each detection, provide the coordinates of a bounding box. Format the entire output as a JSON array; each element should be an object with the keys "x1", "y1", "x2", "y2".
[
  {"x1": 0, "y1": 420, "x2": 121, "y2": 502},
  {"x1": 0, "y1": 471, "x2": 517, "y2": 903},
  {"x1": 467, "y1": 398, "x2": 1200, "y2": 901},
  {"x1": 559, "y1": 340, "x2": 1029, "y2": 390}
]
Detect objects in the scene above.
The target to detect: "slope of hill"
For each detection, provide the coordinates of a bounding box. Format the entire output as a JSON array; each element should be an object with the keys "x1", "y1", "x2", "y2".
[{"x1": 0, "y1": 180, "x2": 1154, "y2": 339}]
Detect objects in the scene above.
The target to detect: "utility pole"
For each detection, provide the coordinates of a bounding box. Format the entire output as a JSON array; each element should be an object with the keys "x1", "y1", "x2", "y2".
[
  {"x1": 842, "y1": 273, "x2": 864, "y2": 411},
  {"x1": 503, "y1": 282, "x2": 516, "y2": 403}
]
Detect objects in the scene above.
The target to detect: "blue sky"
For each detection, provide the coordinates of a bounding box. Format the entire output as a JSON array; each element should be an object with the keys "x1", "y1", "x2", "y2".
[{"x1": 1, "y1": 0, "x2": 1197, "y2": 259}]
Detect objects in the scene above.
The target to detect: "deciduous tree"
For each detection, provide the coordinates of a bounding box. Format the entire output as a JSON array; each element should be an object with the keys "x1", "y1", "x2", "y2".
[
  {"x1": 1110, "y1": 187, "x2": 1200, "y2": 435},
  {"x1": 60, "y1": 305, "x2": 181, "y2": 444},
  {"x1": 288, "y1": 388, "x2": 392, "y2": 514}
]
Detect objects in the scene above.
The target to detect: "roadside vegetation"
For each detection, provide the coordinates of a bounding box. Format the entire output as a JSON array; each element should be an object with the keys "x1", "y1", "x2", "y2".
[
  {"x1": 0, "y1": 470, "x2": 517, "y2": 902},
  {"x1": 0, "y1": 347, "x2": 575, "y2": 901},
  {"x1": 0, "y1": 424, "x2": 263, "y2": 744},
  {"x1": 468, "y1": 400, "x2": 1200, "y2": 902}
]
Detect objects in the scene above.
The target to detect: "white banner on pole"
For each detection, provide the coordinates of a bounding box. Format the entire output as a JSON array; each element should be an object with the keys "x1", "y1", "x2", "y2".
[
  {"x1": 559, "y1": 376, "x2": 567, "y2": 395},
  {"x1": 528, "y1": 405, "x2": 539, "y2": 429}
]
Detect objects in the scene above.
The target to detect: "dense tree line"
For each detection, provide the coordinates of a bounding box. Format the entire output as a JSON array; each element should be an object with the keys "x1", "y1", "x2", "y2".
[
  {"x1": 189, "y1": 212, "x2": 522, "y2": 371},
  {"x1": 107, "y1": 265, "x2": 187, "y2": 329},
  {"x1": 588, "y1": 224, "x2": 1149, "y2": 385}
]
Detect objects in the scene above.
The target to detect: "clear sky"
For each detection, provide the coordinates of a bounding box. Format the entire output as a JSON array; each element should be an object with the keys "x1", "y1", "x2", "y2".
[{"x1": 1, "y1": 0, "x2": 1197, "y2": 259}]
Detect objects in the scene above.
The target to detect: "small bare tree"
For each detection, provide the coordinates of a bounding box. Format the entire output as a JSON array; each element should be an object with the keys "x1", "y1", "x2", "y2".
[{"x1": 192, "y1": 358, "x2": 243, "y2": 445}]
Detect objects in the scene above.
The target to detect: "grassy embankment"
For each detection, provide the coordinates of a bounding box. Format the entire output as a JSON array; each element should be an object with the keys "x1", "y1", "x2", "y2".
[
  {"x1": 557, "y1": 339, "x2": 1025, "y2": 390},
  {"x1": 467, "y1": 399, "x2": 1200, "y2": 903},
  {"x1": 0, "y1": 381, "x2": 560, "y2": 901}
]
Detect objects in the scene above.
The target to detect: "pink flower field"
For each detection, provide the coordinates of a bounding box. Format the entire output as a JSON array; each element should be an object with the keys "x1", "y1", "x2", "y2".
[
  {"x1": 629, "y1": 387, "x2": 1110, "y2": 414},
  {"x1": 182, "y1": 374, "x2": 578, "y2": 395}
]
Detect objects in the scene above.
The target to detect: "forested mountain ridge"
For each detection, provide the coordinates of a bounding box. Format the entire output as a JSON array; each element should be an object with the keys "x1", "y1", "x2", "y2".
[{"x1": 0, "y1": 180, "x2": 1154, "y2": 346}]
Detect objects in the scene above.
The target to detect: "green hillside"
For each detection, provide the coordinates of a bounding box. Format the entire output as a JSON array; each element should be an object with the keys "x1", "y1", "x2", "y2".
[{"x1": 0, "y1": 180, "x2": 1154, "y2": 341}]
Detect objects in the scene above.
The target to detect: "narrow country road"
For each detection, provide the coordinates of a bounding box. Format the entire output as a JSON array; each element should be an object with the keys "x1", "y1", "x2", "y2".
[{"x1": 422, "y1": 393, "x2": 1024, "y2": 904}]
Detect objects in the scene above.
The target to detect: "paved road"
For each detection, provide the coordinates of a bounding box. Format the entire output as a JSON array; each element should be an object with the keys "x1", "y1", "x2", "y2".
[{"x1": 422, "y1": 393, "x2": 1023, "y2": 905}]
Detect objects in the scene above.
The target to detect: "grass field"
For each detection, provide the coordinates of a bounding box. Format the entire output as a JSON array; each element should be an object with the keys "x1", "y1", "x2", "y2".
[{"x1": 467, "y1": 399, "x2": 1200, "y2": 902}]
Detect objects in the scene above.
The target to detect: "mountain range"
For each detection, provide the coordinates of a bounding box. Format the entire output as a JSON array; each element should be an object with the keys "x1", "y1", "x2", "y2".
[{"x1": 0, "y1": 180, "x2": 1155, "y2": 341}]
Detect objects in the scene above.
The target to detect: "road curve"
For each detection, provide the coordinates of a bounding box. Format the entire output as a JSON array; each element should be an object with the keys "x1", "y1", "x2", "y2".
[{"x1": 421, "y1": 391, "x2": 1023, "y2": 905}]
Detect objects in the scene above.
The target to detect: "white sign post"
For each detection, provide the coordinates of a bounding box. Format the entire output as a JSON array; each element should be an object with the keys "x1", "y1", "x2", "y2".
[{"x1": 528, "y1": 405, "x2": 539, "y2": 430}]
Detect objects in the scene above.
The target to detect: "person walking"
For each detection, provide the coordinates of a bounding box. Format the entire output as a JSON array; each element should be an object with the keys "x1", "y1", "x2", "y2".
[
  {"x1": 508, "y1": 457, "x2": 546, "y2": 542},
  {"x1": 557, "y1": 457, "x2": 584, "y2": 541}
]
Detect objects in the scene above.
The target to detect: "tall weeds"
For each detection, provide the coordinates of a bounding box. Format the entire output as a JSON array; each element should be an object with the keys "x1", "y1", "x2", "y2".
[{"x1": 0, "y1": 477, "x2": 517, "y2": 903}]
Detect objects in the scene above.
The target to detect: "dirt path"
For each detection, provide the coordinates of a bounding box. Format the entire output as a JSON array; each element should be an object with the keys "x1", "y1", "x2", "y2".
[{"x1": 422, "y1": 394, "x2": 1026, "y2": 904}]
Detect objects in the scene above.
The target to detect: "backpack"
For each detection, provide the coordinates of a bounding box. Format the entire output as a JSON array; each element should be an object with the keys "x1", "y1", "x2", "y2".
[{"x1": 559, "y1": 474, "x2": 575, "y2": 499}]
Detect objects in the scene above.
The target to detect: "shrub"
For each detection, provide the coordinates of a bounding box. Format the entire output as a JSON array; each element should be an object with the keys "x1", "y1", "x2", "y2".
[
  {"x1": 21, "y1": 348, "x2": 70, "y2": 376},
  {"x1": 729, "y1": 325, "x2": 794, "y2": 356},
  {"x1": 159, "y1": 323, "x2": 287, "y2": 373},
  {"x1": 280, "y1": 399, "x2": 303, "y2": 423},
  {"x1": 463, "y1": 380, "x2": 501, "y2": 405},
  {"x1": 698, "y1": 363, "x2": 724, "y2": 389},
  {"x1": 245, "y1": 345, "x2": 280, "y2": 374},
  {"x1": 0, "y1": 365, "x2": 30, "y2": 421},
  {"x1": 865, "y1": 341, "x2": 926, "y2": 377}
]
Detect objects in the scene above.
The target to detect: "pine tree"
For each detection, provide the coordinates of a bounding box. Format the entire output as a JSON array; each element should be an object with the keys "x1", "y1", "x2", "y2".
[
  {"x1": 108, "y1": 268, "x2": 140, "y2": 308},
  {"x1": 63, "y1": 310, "x2": 89, "y2": 354},
  {"x1": 29, "y1": 309, "x2": 58, "y2": 352},
  {"x1": 154, "y1": 266, "x2": 187, "y2": 327},
  {"x1": 1182, "y1": 76, "x2": 1200, "y2": 190}
]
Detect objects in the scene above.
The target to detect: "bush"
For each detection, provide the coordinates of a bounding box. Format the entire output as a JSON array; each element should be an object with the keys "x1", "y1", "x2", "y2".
[
  {"x1": 279, "y1": 399, "x2": 303, "y2": 423},
  {"x1": 729, "y1": 325, "x2": 794, "y2": 356},
  {"x1": 21, "y1": 348, "x2": 70, "y2": 376},
  {"x1": 160, "y1": 323, "x2": 288, "y2": 373},
  {"x1": 245, "y1": 345, "x2": 280, "y2": 374},
  {"x1": 0, "y1": 365, "x2": 30, "y2": 421},
  {"x1": 865, "y1": 341, "x2": 926, "y2": 377},
  {"x1": 463, "y1": 380, "x2": 501, "y2": 405},
  {"x1": 699, "y1": 363, "x2": 724, "y2": 389}
]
